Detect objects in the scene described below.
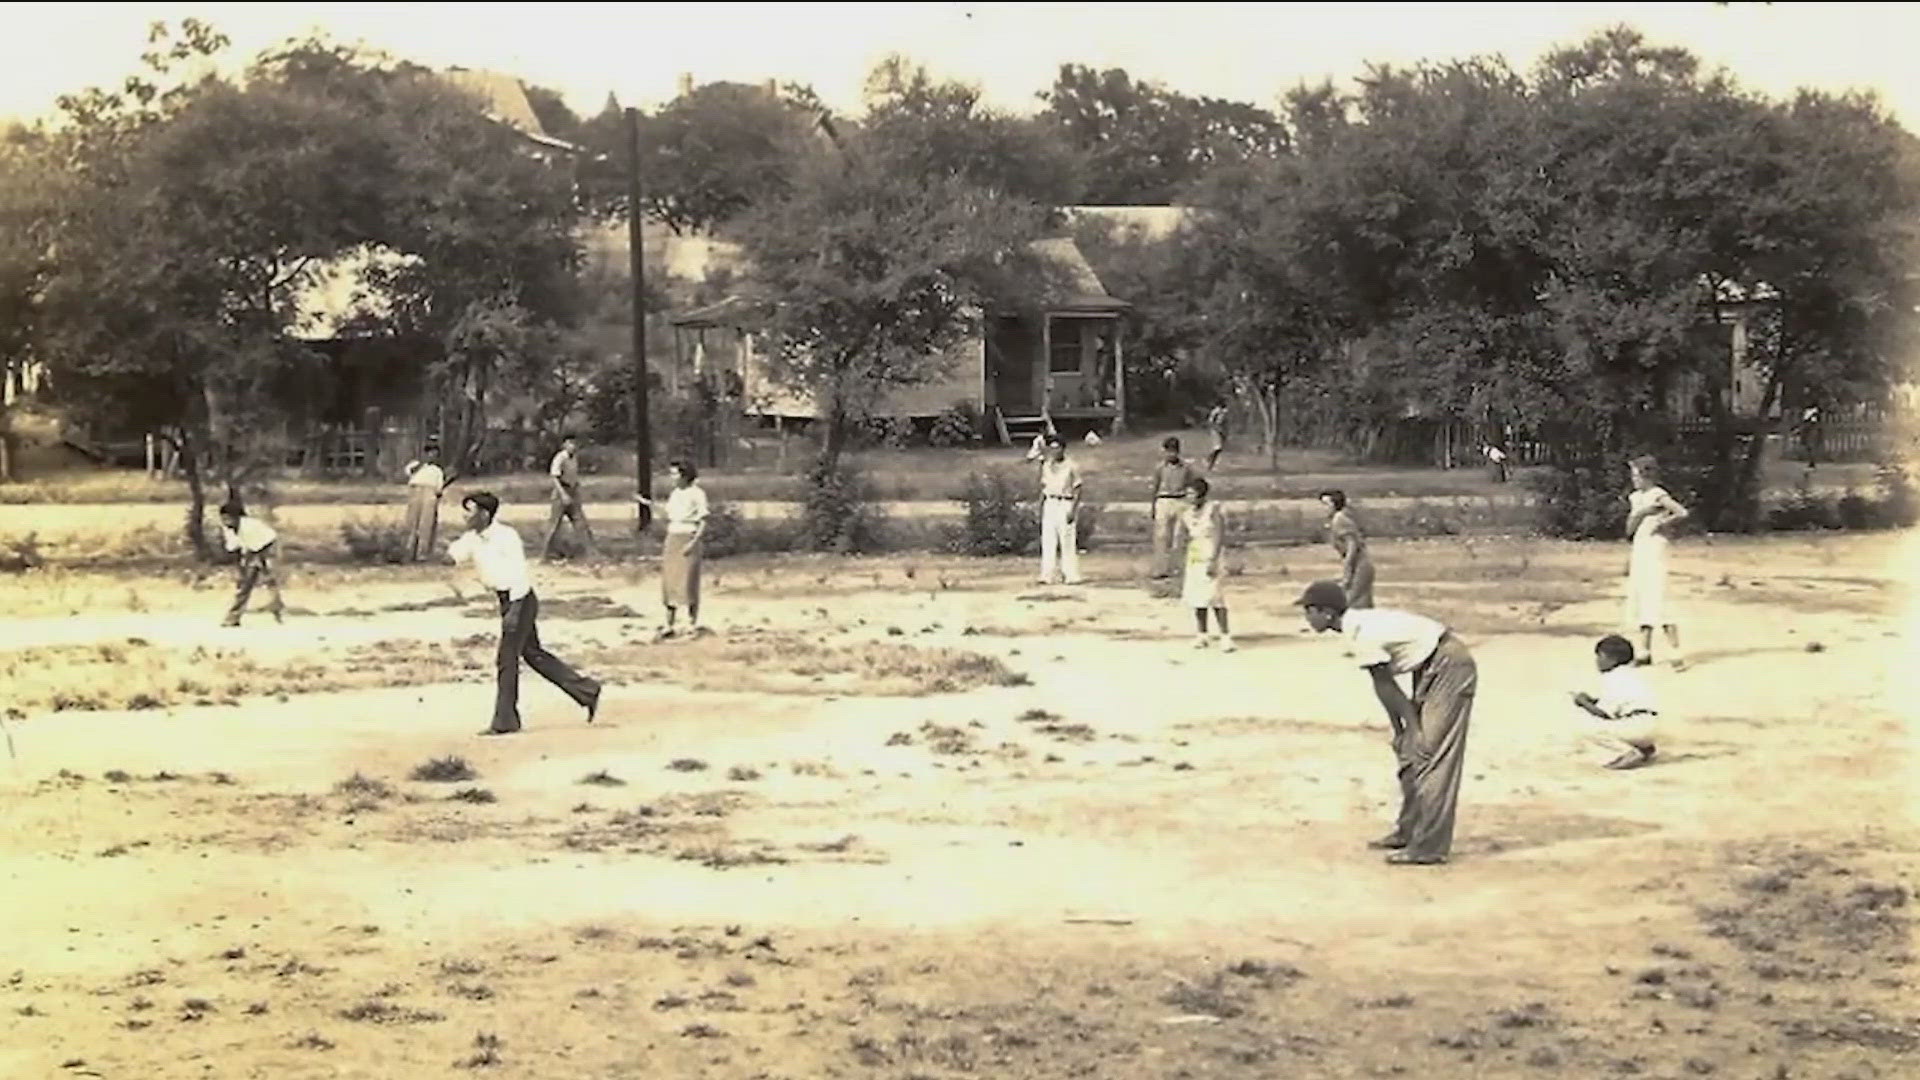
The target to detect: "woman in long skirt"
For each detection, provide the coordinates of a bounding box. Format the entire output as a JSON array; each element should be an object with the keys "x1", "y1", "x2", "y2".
[
  {"x1": 1624, "y1": 455, "x2": 1690, "y2": 669},
  {"x1": 656, "y1": 459, "x2": 710, "y2": 639},
  {"x1": 1181, "y1": 476, "x2": 1235, "y2": 652},
  {"x1": 1321, "y1": 489, "x2": 1376, "y2": 609}
]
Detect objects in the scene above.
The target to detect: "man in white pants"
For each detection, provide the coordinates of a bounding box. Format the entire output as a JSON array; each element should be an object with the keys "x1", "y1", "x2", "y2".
[{"x1": 1026, "y1": 433, "x2": 1084, "y2": 585}]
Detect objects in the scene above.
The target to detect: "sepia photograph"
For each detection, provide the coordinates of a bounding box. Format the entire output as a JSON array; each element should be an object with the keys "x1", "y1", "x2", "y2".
[{"x1": 0, "y1": 2, "x2": 1914, "y2": 1076}]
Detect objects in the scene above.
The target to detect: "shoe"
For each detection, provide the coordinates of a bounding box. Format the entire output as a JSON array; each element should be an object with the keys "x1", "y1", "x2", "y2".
[
  {"x1": 653, "y1": 627, "x2": 677, "y2": 642},
  {"x1": 1603, "y1": 749, "x2": 1650, "y2": 770},
  {"x1": 1385, "y1": 851, "x2": 1447, "y2": 866},
  {"x1": 1367, "y1": 834, "x2": 1409, "y2": 850},
  {"x1": 585, "y1": 689, "x2": 602, "y2": 723},
  {"x1": 1633, "y1": 657, "x2": 1653, "y2": 667},
  {"x1": 478, "y1": 727, "x2": 519, "y2": 737},
  {"x1": 1669, "y1": 658, "x2": 1688, "y2": 672},
  {"x1": 1219, "y1": 637, "x2": 1238, "y2": 653},
  {"x1": 221, "y1": 617, "x2": 241, "y2": 628},
  {"x1": 1193, "y1": 635, "x2": 1212, "y2": 649}
]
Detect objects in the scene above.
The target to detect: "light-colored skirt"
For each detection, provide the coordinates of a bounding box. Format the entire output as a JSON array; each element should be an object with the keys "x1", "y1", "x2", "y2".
[
  {"x1": 1182, "y1": 556, "x2": 1223, "y2": 608},
  {"x1": 1625, "y1": 533, "x2": 1669, "y2": 627},
  {"x1": 663, "y1": 531, "x2": 704, "y2": 609}
]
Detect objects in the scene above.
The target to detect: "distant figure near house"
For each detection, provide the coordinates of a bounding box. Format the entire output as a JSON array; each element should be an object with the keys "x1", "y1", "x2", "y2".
[
  {"x1": 1205, "y1": 399, "x2": 1230, "y2": 471},
  {"x1": 542, "y1": 433, "x2": 597, "y2": 561},
  {"x1": 401, "y1": 443, "x2": 448, "y2": 562},
  {"x1": 218, "y1": 500, "x2": 285, "y2": 628},
  {"x1": 1484, "y1": 443, "x2": 1509, "y2": 484}
]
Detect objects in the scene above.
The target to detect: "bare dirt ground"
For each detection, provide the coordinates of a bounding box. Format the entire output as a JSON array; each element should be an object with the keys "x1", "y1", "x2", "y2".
[{"x1": 0, "y1": 530, "x2": 1914, "y2": 1079}]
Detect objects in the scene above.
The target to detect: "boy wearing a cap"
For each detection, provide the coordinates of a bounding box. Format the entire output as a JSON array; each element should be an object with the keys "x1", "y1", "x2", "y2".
[
  {"x1": 449, "y1": 491, "x2": 602, "y2": 736},
  {"x1": 1298, "y1": 580, "x2": 1475, "y2": 866}
]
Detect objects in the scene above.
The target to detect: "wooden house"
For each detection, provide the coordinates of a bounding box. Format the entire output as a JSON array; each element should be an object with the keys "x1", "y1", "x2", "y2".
[{"x1": 669, "y1": 236, "x2": 1131, "y2": 443}]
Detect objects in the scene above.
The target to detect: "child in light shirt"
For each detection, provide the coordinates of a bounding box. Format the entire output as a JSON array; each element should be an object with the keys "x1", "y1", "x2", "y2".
[{"x1": 1572, "y1": 634, "x2": 1660, "y2": 769}]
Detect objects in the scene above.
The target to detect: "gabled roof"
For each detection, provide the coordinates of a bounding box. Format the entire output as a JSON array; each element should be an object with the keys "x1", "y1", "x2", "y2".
[
  {"x1": 669, "y1": 236, "x2": 1128, "y2": 327},
  {"x1": 442, "y1": 67, "x2": 581, "y2": 153}
]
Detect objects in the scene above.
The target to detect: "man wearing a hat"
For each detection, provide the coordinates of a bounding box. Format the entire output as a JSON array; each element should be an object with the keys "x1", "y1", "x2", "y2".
[
  {"x1": 448, "y1": 491, "x2": 602, "y2": 735},
  {"x1": 1298, "y1": 580, "x2": 1476, "y2": 866}
]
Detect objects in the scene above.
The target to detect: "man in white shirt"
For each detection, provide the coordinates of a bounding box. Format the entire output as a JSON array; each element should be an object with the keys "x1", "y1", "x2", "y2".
[
  {"x1": 1025, "y1": 433, "x2": 1084, "y2": 585},
  {"x1": 541, "y1": 433, "x2": 597, "y2": 562},
  {"x1": 1299, "y1": 580, "x2": 1476, "y2": 866},
  {"x1": 219, "y1": 500, "x2": 285, "y2": 628},
  {"x1": 1572, "y1": 634, "x2": 1659, "y2": 769},
  {"x1": 401, "y1": 443, "x2": 449, "y2": 562},
  {"x1": 449, "y1": 491, "x2": 602, "y2": 736}
]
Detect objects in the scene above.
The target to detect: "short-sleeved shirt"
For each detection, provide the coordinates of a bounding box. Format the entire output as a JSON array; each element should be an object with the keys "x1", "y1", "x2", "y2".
[
  {"x1": 1040, "y1": 458, "x2": 1083, "y2": 498},
  {"x1": 222, "y1": 517, "x2": 277, "y2": 554},
  {"x1": 1328, "y1": 510, "x2": 1366, "y2": 558},
  {"x1": 1182, "y1": 501, "x2": 1224, "y2": 561},
  {"x1": 1153, "y1": 460, "x2": 1196, "y2": 497},
  {"x1": 406, "y1": 461, "x2": 445, "y2": 489},
  {"x1": 1342, "y1": 608, "x2": 1445, "y2": 675},
  {"x1": 1207, "y1": 406, "x2": 1229, "y2": 433},
  {"x1": 550, "y1": 448, "x2": 580, "y2": 487},
  {"x1": 1595, "y1": 666, "x2": 1658, "y2": 719},
  {"x1": 665, "y1": 483, "x2": 710, "y2": 535}
]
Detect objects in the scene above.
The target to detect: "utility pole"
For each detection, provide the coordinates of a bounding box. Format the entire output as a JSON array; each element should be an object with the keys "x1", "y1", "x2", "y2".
[{"x1": 627, "y1": 107, "x2": 652, "y2": 532}]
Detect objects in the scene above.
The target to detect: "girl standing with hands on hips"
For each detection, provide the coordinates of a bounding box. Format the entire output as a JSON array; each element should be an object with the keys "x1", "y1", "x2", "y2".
[{"x1": 1624, "y1": 454, "x2": 1690, "y2": 670}]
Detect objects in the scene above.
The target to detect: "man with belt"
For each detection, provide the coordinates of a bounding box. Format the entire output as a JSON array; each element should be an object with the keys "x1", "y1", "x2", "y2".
[
  {"x1": 1148, "y1": 436, "x2": 1195, "y2": 583},
  {"x1": 1298, "y1": 580, "x2": 1476, "y2": 866},
  {"x1": 542, "y1": 433, "x2": 597, "y2": 562},
  {"x1": 450, "y1": 491, "x2": 602, "y2": 736},
  {"x1": 1025, "y1": 433, "x2": 1084, "y2": 586}
]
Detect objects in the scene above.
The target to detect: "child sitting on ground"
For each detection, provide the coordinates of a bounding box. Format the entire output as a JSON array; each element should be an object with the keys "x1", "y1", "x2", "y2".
[{"x1": 1572, "y1": 634, "x2": 1659, "y2": 769}]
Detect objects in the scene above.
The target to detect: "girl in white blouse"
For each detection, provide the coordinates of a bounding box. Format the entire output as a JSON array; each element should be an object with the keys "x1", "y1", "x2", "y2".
[{"x1": 656, "y1": 459, "x2": 709, "y2": 638}]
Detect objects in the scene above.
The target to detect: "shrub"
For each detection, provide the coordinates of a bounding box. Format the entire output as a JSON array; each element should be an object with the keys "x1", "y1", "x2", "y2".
[
  {"x1": 701, "y1": 501, "x2": 746, "y2": 557},
  {"x1": 797, "y1": 456, "x2": 887, "y2": 554},
  {"x1": 1872, "y1": 461, "x2": 1918, "y2": 528},
  {"x1": 1767, "y1": 481, "x2": 1839, "y2": 532},
  {"x1": 340, "y1": 516, "x2": 412, "y2": 564},
  {"x1": 1531, "y1": 459, "x2": 1622, "y2": 540},
  {"x1": 856, "y1": 415, "x2": 915, "y2": 450},
  {"x1": 928, "y1": 403, "x2": 982, "y2": 448},
  {"x1": 1074, "y1": 499, "x2": 1105, "y2": 551},
  {"x1": 948, "y1": 469, "x2": 1038, "y2": 556}
]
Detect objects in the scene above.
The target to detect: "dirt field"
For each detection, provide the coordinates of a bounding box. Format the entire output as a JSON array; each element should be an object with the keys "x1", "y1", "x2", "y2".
[{"x1": 0, "y1": 530, "x2": 1914, "y2": 1079}]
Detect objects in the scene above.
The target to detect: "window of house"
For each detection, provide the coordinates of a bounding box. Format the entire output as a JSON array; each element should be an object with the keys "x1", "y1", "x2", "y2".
[{"x1": 1049, "y1": 321, "x2": 1083, "y2": 373}]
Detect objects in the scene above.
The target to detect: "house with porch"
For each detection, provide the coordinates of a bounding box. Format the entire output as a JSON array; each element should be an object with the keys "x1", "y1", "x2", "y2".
[{"x1": 669, "y1": 236, "x2": 1131, "y2": 444}]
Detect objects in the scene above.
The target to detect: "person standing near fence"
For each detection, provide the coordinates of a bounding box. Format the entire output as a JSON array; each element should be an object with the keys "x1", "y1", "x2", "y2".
[
  {"x1": 1148, "y1": 436, "x2": 1196, "y2": 583},
  {"x1": 542, "y1": 433, "x2": 597, "y2": 562},
  {"x1": 219, "y1": 500, "x2": 285, "y2": 627},
  {"x1": 1205, "y1": 399, "x2": 1231, "y2": 471},
  {"x1": 450, "y1": 491, "x2": 602, "y2": 736},
  {"x1": 401, "y1": 443, "x2": 447, "y2": 562},
  {"x1": 1026, "y1": 433, "x2": 1084, "y2": 586},
  {"x1": 1320, "y1": 489, "x2": 1376, "y2": 609}
]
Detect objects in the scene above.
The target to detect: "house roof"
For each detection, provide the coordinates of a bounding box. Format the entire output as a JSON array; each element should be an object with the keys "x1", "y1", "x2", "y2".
[
  {"x1": 1064, "y1": 205, "x2": 1201, "y2": 242},
  {"x1": 442, "y1": 67, "x2": 582, "y2": 153},
  {"x1": 669, "y1": 236, "x2": 1129, "y2": 327}
]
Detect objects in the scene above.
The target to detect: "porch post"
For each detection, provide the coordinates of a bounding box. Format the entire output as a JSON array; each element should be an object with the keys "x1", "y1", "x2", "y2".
[
  {"x1": 1040, "y1": 312, "x2": 1053, "y2": 427},
  {"x1": 1112, "y1": 319, "x2": 1126, "y2": 435}
]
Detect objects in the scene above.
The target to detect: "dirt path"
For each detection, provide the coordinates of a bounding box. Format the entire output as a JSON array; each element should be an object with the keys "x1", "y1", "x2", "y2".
[{"x1": 0, "y1": 534, "x2": 1913, "y2": 1078}]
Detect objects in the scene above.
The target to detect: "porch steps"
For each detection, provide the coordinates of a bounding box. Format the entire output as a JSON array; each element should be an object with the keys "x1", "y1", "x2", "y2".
[{"x1": 991, "y1": 407, "x2": 1055, "y2": 446}]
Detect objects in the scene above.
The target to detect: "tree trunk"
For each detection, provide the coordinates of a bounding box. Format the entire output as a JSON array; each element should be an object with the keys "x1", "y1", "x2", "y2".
[
  {"x1": 819, "y1": 395, "x2": 849, "y2": 476},
  {"x1": 178, "y1": 426, "x2": 213, "y2": 561}
]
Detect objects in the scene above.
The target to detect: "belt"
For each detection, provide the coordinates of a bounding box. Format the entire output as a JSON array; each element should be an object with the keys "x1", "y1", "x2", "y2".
[
  {"x1": 1609, "y1": 710, "x2": 1659, "y2": 720},
  {"x1": 1044, "y1": 494, "x2": 1077, "y2": 500},
  {"x1": 1154, "y1": 494, "x2": 1185, "y2": 499}
]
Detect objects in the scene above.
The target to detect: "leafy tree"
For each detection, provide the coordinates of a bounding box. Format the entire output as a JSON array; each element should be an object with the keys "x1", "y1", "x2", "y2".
[
  {"x1": 1039, "y1": 64, "x2": 1289, "y2": 204},
  {"x1": 0, "y1": 125, "x2": 59, "y2": 481},
  {"x1": 863, "y1": 55, "x2": 1085, "y2": 207}
]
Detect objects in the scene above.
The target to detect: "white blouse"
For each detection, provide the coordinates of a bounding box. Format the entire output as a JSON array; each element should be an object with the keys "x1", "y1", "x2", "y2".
[{"x1": 665, "y1": 484, "x2": 710, "y2": 534}]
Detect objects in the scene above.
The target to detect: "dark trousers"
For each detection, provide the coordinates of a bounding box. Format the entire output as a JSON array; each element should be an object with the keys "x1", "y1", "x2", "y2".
[
  {"x1": 227, "y1": 545, "x2": 283, "y2": 623},
  {"x1": 493, "y1": 590, "x2": 599, "y2": 733},
  {"x1": 1389, "y1": 632, "x2": 1477, "y2": 859}
]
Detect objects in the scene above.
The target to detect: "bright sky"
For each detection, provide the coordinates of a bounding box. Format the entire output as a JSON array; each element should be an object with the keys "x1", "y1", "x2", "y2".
[{"x1": 3, "y1": 2, "x2": 1917, "y2": 128}]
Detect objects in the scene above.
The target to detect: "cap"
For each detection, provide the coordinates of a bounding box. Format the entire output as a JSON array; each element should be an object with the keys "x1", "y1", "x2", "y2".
[
  {"x1": 1296, "y1": 580, "x2": 1348, "y2": 611},
  {"x1": 461, "y1": 491, "x2": 501, "y2": 516}
]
